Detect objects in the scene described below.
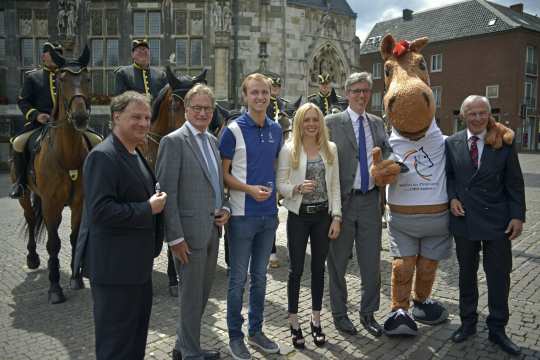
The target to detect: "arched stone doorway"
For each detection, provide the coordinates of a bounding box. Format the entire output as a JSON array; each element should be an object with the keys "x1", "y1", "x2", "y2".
[{"x1": 308, "y1": 43, "x2": 347, "y2": 94}]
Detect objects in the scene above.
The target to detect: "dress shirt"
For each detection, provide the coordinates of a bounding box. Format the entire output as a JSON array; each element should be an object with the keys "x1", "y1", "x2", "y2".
[{"x1": 347, "y1": 107, "x2": 375, "y2": 191}]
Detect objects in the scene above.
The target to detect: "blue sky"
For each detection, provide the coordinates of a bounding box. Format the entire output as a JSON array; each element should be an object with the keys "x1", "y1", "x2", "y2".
[{"x1": 350, "y1": 0, "x2": 540, "y2": 42}]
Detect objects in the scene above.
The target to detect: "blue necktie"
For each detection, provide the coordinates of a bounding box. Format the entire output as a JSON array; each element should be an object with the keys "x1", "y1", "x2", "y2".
[
  {"x1": 198, "y1": 133, "x2": 222, "y2": 209},
  {"x1": 357, "y1": 115, "x2": 369, "y2": 193}
]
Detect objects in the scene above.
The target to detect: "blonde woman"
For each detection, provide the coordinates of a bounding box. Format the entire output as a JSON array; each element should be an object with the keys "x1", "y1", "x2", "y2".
[{"x1": 277, "y1": 103, "x2": 341, "y2": 349}]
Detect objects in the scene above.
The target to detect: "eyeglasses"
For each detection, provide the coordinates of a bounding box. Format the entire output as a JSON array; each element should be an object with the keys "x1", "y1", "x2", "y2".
[
  {"x1": 348, "y1": 88, "x2": 371, "y2": 95},
  {"x1": 189, "y1": 105, "x2": 214, "y2": 114},
  {"x1": 466, "y1": 111, "x2": 489, "y2": 118}
]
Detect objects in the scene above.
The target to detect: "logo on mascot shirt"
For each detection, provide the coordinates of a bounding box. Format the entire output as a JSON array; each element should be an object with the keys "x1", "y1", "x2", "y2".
[{"x1": 403, "y1": 146, "x2": 434, "y2": 181}]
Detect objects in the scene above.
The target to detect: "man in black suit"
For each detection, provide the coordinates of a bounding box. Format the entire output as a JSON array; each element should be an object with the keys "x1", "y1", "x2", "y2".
[
  {"x1": 75, "y1": 91, "x2": 167, "y2": 360},
  {"x1": 114, "y1": 39, "x2": 167, "y2": 99},
  {"x1": 446, "y1": 95, "x2": 525, "y2": 356}
]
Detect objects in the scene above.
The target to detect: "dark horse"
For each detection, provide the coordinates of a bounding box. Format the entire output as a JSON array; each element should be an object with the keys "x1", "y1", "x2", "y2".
[
  {"x1": 138, "y1": 66, "x2": 207, "y2": 296},
  {"x1": 14, "y1": 46, "x2": 92, "y2": 304}
]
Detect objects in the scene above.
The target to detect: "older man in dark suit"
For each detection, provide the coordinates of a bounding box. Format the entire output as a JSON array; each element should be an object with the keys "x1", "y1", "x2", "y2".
[
  {"x1": 157, "y1": 84, "x2": 229, "y2": 360},
  {"x1": 446, "y1": 95, "x2": 525, "y2": 356},
  {"x1": 325, "y1": 72, "x2": 392, "y2": 337},
  {"x1": 75, "y1": 91, "x2": 167, "y2": 360}
]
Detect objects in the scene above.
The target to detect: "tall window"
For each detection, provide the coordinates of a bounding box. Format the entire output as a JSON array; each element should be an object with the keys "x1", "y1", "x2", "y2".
[
  {"x1": 524, "y1": 78, "x2": 537, "y2": 109},
  {"x1": 372, "y1": 63, "x2": 382, "y2": 79},
  {"x1": 525, "y1": 46, "x2": 537, "y2": 75},
  {"x1": 431, "y1": 86, "x2": 442, "y2": 108},
  {"x1": 173, "y1": 10, "x2": 204, "y2": 74},
  {"x1": 430, "y1": 54, "x2": 442, "y2": 73},
  {"x1": 371, "y1": 91, "x2": 382, "y2": 112},
  {"x1": 133, "y1": 10, "x2": 161, "y2": 66},
  {"x1": 18, "y1": 8, "x2": 48, "y2": 76},
  {"x1": 89, "y1": 8, "x2": 120, "y2": 98}
]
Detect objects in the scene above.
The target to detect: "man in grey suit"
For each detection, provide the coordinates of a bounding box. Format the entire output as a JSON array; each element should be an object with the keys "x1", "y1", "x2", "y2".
[
  {"x1": 156, "y1": 84, "x2": 230, "y2": 360},
  {"x1": 325, "y1": 72, "x2": 391, "y2": 337}
]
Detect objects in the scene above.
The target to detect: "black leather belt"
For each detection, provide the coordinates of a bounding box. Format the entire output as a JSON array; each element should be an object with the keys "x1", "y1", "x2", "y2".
[
  {"x1": 299, "y1": 202, "x2": 328, "y2": 214},
  {"x1": 351, "y1": 187, "x2": 377, "y2": 195}
]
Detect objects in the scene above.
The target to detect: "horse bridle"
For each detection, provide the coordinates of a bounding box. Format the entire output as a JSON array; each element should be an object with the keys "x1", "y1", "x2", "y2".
[
  {"x1": 50, "y1": 67, "x2": 91, "y2": 130},
  {"x1": 146, "y1": 89, "x2": 186, "y2": 145}
]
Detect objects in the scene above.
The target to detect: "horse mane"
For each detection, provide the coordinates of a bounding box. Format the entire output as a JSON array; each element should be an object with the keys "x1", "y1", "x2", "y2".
[{"x1": 151, "y1": 84, "x2": 171, "y2": 124}]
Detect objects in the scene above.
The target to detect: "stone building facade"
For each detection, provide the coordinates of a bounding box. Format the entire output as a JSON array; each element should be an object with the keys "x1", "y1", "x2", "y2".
[{"x1": 0, "y1": 0, "x2": 359, "y2": 167}]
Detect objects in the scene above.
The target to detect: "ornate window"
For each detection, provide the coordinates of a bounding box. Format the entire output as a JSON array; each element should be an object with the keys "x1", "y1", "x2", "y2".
[
  {"x1": 133, "y1": 10, "x2": 161, "y2": 66},
  {"x1": 173, "y1": 10, "x2": 204, "y2": 75},
  {"x1": 309, "y1": 44, "x2": 346, "y2": 91},
  {"x1": 89, "y1": 8, "x2": 120, "y2": 100},
  {"x1": 18, "y1": 8, "x2": 48, "y2": 76}
]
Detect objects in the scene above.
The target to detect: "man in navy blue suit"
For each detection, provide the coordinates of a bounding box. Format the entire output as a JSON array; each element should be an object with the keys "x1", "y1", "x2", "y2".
[{"x1": 445, "y1": 95, "x2": 525, "y2": 356}]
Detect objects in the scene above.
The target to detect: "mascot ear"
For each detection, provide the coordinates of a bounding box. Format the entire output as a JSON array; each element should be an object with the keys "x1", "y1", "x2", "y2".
[
  {"x1": 410, "y1": 37, "x2": 429, "y2": 53},
  {"x1": 380, "y1": 34, "x2": 395, "y2": 61}
]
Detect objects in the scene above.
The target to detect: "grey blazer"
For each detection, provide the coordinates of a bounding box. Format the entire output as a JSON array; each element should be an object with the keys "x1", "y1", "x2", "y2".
[
  {"x1": 156, "y1": 124, "x2": 228, "y2": 250},
  {"x1": 325, "y1": 110, "x2": 391, "y2": 201}
]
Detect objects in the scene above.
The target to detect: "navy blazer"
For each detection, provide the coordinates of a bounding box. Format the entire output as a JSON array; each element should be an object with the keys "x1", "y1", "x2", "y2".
[
  {"x1": 74, "y1": 134, "x2": 164, "y2": 285},
  {"x1": 445, "y1": 130, "x2": 525, "y2": 241}
]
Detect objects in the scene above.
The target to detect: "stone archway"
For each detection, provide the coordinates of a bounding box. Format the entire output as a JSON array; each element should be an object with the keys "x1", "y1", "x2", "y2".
[{"x1": 308, "y1": 43, "x2": 347, "y2": 93}]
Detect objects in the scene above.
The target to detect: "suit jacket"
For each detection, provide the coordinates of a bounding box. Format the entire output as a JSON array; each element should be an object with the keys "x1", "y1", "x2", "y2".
[
  {"x1": 325, "y1": 110, "x2": 391, "y2": 203},
  {"x1": 445, "y1": 130, "x2": 526, "y2": 241},
  {"x1": 73, "y1": 134, "x2": 164, "y2": 284},
  {"x1": 277, "y1": 140, "x2": 341, "y2": 217},
  {"x1": 156, "y1": 124, "x2": 228, "y2": 250},
  {"x1": 114, "y1": 64, "x2": 167, "y2": 99}
]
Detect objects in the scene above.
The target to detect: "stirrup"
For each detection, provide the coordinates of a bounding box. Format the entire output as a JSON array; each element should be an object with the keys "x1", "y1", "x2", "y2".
[{"x1": 9, "y1": 183, "x2": 25, "y2": 199}]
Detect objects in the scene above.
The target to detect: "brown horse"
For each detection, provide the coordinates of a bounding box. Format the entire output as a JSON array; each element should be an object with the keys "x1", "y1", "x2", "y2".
[
  {"x1": 138, "y1": 66, "x2": 207, "y2": 296},
  {"x1": 16, "y1": 46, "x2": 92, "y2": 304}
]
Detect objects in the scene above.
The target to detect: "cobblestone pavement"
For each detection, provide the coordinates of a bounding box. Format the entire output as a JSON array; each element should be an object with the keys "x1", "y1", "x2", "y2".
[{"x1": 0, "y1": 154, "x2": 539, "y2": 360}]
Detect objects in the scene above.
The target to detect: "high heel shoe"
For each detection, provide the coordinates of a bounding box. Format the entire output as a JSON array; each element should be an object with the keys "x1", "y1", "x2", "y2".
[
  {"x1": 310, "y1": 321, "x2": 326, "y2": 347},
  {"x1": 290, "y1": 326, "x2": 305, "y2": 349}
]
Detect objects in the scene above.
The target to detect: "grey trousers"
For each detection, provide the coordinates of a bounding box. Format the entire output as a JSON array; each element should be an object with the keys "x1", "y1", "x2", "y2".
[
  {"x1": 327, "y1": 189, "x2": 382, "y2": 317},
  {"x1": 174, "y1": 228, "x2": 219, "y2": 360}
]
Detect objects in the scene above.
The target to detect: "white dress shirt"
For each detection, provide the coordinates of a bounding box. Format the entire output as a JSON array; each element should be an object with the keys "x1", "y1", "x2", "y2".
[{"x1": 347, "y1": 107, "x2": 375, "y2": 191}]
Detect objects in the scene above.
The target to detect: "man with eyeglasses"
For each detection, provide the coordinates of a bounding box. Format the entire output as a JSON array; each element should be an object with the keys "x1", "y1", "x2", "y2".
[
  {"x1": 445, "y1": 95, "x2": 525, "y2": 356},
  {"x1": 325, "y1": 72, "x2": 391, "y2": 338},
  {"x1": 156, "y1": 84, "x2": 229, "y2": 360},
  {"x1": 115, "y1": 39, "x2": 167, "y2": 100}
]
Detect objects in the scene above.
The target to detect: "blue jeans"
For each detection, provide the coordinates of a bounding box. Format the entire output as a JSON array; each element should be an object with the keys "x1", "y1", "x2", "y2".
[{"x1": 227, "y1": 215, "x2": 278, "y2": 340}]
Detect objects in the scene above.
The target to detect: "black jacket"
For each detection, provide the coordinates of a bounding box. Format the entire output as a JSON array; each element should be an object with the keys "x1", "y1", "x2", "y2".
[
  {"x1": 17, "y1": 67, "x2": 57, "y2": 125},
  {"x1": 114, "y1": 63, "x2": 167, "y2": 100},
  {"x1": 445, "y1": 130, "x2": 526, "y2": 241},
  {"x1": 267, "y1": 96, "x2": 287, "y2": 120},
  {"x1": 74, "y1": 134, "x2": 164, "y2": 284}
]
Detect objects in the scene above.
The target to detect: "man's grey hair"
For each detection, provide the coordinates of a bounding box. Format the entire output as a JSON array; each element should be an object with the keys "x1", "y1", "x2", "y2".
[
  {"x1": 460, "y1": 95, "x2": 491, "y2": 116},
  {"x1": 185, "y1": 84, "x2": 216, "y2": 108},
  {"x1": 110, "y1": 91, "x2": 151, "y2": 128},
  {"x1": 344, "y1": 72, "x2": 373, "y2": 92}
]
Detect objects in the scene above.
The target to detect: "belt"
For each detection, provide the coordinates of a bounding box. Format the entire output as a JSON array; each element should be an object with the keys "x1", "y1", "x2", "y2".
[
  {"x1": 351, "y1": 187, "x2": 377, "y2": 195},
  {"x1": 299, "y1": 202, "x2": 328, "y2": 214}
]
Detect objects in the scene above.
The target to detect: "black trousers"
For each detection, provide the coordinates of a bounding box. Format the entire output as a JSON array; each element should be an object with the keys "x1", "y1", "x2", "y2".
[
  {"x1": 286, "y1": 210, "x2": 331, "y2": 314},
  {"x1": 454, "y1": 236, "x2": 512, "y2": 331},
  {"x1": 91, "y1": 280, "x2": 153, "y2": 360}
]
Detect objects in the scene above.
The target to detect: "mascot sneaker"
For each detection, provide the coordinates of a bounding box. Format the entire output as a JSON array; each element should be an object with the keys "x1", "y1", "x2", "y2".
[
  {"x1": 383, "y1": 309, "x2": 418, "y2": 336},
  {"x1": 411, "y1": 298, "x2": 448, "y2": 325}
]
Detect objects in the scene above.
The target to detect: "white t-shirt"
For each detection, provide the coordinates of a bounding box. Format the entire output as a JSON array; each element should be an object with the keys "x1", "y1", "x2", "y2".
[{"x1": 387, "y1": 119, "x2": 448, "y2": 206}]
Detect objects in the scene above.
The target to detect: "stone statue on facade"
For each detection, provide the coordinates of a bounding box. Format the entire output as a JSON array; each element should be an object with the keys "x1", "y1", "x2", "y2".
[
  {"x1": 57, "y1": 0, "x2": 79, "y2": 39},
  {"x1": 212, "y1": 1, "x2": 232, "y2": 32}
]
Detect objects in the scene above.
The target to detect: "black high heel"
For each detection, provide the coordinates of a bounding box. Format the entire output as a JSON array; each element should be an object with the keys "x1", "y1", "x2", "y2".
[
  {"x1": 290, "y1": 326, "x2": 305, "y2": 349},
  {"x1": 310, "y1": 321, "x2": 326, "y2": 347}
]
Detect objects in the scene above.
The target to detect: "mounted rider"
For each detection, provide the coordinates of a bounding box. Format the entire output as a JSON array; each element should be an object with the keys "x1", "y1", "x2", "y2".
[
  {"x1": 266, "y1": 75, "x2": 288, "y2": 121},
  {"x1": 114, "y1": 39, "x2": 167, "y2": 100},
  {"x1": 308, "y1": 73, "x2": 344, "y2": 116},
  {"x1": 11, "y1": 42, "x2": 102, "y2": 199}
]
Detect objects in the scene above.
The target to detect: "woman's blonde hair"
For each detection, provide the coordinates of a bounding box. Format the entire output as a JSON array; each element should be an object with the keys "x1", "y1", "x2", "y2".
[{"x1": 290, "y1": 103, "x2": 334, "y2": 169}]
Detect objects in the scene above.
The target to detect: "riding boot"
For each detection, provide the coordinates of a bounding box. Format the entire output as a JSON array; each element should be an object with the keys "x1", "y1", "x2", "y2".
[{"x1": 10, "y1": 151, "x2": 27, "y2": 199}]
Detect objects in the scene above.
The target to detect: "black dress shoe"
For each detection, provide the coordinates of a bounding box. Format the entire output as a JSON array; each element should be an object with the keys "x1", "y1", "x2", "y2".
[
  {"x1": 451, "y1": 325, "x2": 476, "y2": 343},
  {"x1": 489, "y1": 330, "x2": 521, "y2": 356},
  {"x1": 333, "y1": 315, "x2": 358, "y2": 335},
  {"x1": 172, "y1": 348, "x2": 221, "y2": 360},
  {"x1": 360, "y1": 313, "x2": 383, "y2": 337}
]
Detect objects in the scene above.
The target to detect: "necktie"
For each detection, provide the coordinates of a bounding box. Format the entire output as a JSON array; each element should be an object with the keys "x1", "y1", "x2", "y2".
[
  {"x1": 357, "y1": 115, "x2": 369, "y2": 193},
  {"x1": 198, "y1": 133, "x2": 222, "y2": 209},
  {"x1": 470, "y1": 135, "x2": 479, "y2": 169}
]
